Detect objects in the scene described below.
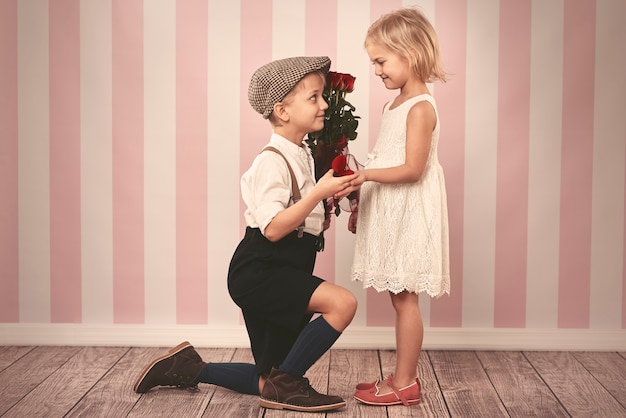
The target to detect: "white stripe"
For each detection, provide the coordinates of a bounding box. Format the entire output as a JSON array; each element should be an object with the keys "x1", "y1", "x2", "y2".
[
  {"x1": 526, "y1": 0, "x2": 564, "y2": 328},
  {"x1": 272, "y1": 0, "x2": 305, "y2": 59},
  {"x1": 337, "y1": 0, "x2": 372, "y2": 158},
  {"x1": 143, "y1": 0, "x2": 176, "y2": 324},
  {"x1": 335, "y1": 0, "x2": 372, "y2": 327},
  {"x1": 403, "y1": 0, "x2": 435, "y2": 25},
  {"x1": 589, "y1": 0, "x2": 626, "y2": 329},
  {"x1": 80, "y1": 0, "x2": 114, "y2": 323},
  {"x1": 18, "y1": 0, "x2": 51, "y2": 323},
  {"x1": 462, "y1": 0, "x2": 499, "y2": 327},
  {"x1": 207, "y1": 0, "x2": 243, "y2": 325}
]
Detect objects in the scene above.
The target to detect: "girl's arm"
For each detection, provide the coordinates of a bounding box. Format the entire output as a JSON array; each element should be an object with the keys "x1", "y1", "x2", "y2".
[
  {"x1": 264, "y1": 170, "x2": 359, "y2": 242},
  {"x1": 360, "y1": 100, "x2": 436, "y2": 185}
]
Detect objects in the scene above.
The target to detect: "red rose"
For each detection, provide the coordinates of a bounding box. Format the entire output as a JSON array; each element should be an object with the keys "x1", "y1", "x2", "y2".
[
  {"x1": 342, "y1": 73, "x2": 356, "y2": 92},
  {"x1": 327, "y1": 71, "x2": 343, "y2": 90}
]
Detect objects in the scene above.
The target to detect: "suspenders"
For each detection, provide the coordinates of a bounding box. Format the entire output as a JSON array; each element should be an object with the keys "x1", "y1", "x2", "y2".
[{"x1": 262, "y1": 146, "x2": 305, "y2": 238}]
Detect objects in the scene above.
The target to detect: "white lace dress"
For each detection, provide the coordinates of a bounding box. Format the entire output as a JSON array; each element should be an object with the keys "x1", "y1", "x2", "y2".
[{"x1": 351, "y1": 94, "x2": 450, "y2": 297}]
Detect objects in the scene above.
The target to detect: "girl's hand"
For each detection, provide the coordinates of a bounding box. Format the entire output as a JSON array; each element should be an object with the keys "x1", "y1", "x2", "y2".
[{"x1": 334, "y1": 171, "x2": 365, "y2": 200}]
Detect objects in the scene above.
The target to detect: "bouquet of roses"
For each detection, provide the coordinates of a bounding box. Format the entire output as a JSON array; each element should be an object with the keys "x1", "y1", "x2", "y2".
[{"x1": 306, "y1": 71, "x2": 360, "y2": 215}]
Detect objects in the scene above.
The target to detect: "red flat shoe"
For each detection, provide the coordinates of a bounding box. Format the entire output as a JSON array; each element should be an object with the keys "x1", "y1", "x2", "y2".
[
  {"x1": 354, "y1": 375, "x2": 421, "y2": 406},
  {"x1": 355, "y1": 378, "x2": 380, "y2": 390}
]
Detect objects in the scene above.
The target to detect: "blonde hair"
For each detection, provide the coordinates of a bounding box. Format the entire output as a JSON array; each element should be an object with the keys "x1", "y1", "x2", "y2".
[{"x1": 366, "y1": 7, "x2": 447, "y2": 83}]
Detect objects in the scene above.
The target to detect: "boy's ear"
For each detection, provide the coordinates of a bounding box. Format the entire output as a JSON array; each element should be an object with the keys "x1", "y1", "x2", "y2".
[{"x1": 272, "y1": 102, "x2": 290, "y2": 122}]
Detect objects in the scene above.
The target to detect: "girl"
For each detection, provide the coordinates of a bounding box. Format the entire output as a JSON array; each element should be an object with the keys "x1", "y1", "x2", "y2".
[{"x1": 349, "y1": 8, "x2": 450, "y2": 406}]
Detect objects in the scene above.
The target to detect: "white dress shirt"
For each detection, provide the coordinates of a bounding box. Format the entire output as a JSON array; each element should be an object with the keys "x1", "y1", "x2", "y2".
[{"x1": 241, "y1": 134, "x2": 325, "y2": 237}]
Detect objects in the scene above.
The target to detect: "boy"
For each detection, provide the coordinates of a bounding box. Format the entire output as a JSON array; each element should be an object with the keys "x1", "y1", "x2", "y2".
[{"x1": 133, "y1": 56, "x2": 360, "y2": 413}]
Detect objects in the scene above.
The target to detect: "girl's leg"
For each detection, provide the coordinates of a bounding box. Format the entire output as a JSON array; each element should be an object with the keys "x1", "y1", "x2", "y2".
[
  {"x1": 278, "y1": 282, "x2": 357, "y2": 377},
  {"x1": 390, "y1": 291, "x2": 422, "y2": 387}
]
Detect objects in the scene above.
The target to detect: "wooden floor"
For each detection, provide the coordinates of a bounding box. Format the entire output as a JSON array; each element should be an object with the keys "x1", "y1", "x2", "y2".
[{"x1": 1, "y1": 345, "x2": 625, "y2": 417}]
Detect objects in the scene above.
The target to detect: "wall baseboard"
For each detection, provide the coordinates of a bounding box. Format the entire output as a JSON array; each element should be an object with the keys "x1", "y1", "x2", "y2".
[{"x1": 1, "y1": 324, "x2": 625, "y2": 351}]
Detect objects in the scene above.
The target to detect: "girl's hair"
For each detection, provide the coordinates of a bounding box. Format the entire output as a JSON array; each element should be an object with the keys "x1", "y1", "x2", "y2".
[{"x1": 366, "y1": 7, "x2": 447, "y2": 83}]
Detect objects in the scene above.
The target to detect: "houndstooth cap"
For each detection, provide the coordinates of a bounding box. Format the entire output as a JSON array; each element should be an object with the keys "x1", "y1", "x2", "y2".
[{"x1": 248, "y1": 56, "x2": 331, "y2": 119}]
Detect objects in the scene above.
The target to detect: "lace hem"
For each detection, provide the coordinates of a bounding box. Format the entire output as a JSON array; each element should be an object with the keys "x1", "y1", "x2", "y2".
[{"x1": 351, "y1": 272, "x2": 450, "y2": 298}]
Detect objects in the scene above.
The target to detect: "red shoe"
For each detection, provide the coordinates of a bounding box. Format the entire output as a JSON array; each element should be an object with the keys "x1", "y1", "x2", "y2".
[
  {"x1": 354, "y1": 375, "x2": 421, "y2": 406},
  {"x1": 355, "y1": 378, "x2": 380, "y2": 390}
]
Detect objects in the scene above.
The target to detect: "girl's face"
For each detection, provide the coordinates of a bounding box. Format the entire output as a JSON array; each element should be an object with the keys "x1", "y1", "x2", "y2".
[
  {"x1": 365, "y1": 41, "x2": 410, "y2": 90},
  {"x1": 283, "y1": 73, "x2": 328, "y2": 133}
]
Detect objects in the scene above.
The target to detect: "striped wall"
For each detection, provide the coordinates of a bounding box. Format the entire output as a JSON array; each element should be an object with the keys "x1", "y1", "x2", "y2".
[{"x1": 1, "y1": 0, "x2": 625, "y2": 349}]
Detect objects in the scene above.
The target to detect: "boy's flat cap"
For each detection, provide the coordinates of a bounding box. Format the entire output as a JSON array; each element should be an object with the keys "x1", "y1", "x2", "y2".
[{"x1": 248, "y1": 56, "x2": 331, "y2": 119}]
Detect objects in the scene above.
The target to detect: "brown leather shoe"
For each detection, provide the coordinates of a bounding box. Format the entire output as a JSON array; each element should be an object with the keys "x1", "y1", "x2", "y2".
[
  {"x1": 260, "y1": 367, "x2": 346, "y2": 412},
  {"x1": 133, "y1": 341, "x2": 206, "y2": 393}
]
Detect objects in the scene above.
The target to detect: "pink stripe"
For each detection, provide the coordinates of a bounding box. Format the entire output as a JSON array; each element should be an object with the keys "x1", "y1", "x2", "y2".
[
  {"x1": 558, "y1": 0, "x2": 595, "y2": 328},
  {"x1": 430, "y1": 0, "x2": 467, "y2": 327},
  {"x1": 0, "y1": 0, "x2": 19, "y2": 322},
  {"x1": 240, "y1": 0, "x2": 272, "y2": 237},
  {"x1": 624, "y1": 129, "x2": 626, "y2": 329},
  {"x1": 493, "y1": 1, "x2": 531, "y2": 328},
  {"x1": 176, "y1": 0, "x2": 208, "y2": 324},
  {"x1": 306, "y1": 0, "x2": 338, "y2": 283},
  {"x1": 112, "y1": 0, "x2": 145, "y2": 324},
  {"x1": 367, "y1": 289, "x2": 395, "y2": 326},
  {"x1": 49, "y1": 0, "x2": 82, "y2": 323},
  {"x1": 365, "y1": 0, "x2": 403, "y2": 327}
]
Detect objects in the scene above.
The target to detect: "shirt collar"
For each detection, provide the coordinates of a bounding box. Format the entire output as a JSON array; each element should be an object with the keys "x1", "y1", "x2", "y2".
[{"x1": 269, "y1": 133, "x2": 311, "y2": 156}]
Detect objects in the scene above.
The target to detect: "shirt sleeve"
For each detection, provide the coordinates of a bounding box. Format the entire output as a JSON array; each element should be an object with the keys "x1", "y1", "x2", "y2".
[{"x1": 241, "y1": 152, "x2": 292, "y2": 235}]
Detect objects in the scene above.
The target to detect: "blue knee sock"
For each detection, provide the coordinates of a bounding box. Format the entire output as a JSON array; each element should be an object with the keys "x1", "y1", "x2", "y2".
[
  {"x1": 279, "y1": 315, "x2": 341, "y2": 377},
  {"x1": 195, "y1": 362, "x2": 260, "y2": 395}
]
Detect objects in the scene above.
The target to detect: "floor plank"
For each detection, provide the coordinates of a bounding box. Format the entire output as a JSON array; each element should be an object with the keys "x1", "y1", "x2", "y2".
[
  {"x1": 0, "y1": 346, "x2": 34, "y2": 372},
  {"x1": 3, "y1": 346, "x2": 128, "y2": 418},
  {"x1": 2, "y1": 346, "x2": 624, "y2": 417},
  {"x1": 525, "y1": 351, "x2": 626, "y2": 417},
  {"x1": 477, "y1": 351, "x2": 568, "y2": 417},
  {"x1": 0, "y1": 346, "x2": 82, "y2": 415},
  {"x1": 429, "y1": 351, "x2": 509, "y2": 417},
  {"x1": 66, "y1": 346, "x2": 164, "y2": 418},
  {"x1": 571, "y1": 351, "x2": 626, "y2": 409}
]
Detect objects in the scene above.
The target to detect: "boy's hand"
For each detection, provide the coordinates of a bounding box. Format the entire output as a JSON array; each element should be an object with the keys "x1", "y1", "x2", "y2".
[{"x1": 317, "y1": 169, "x2": 360, "y2": 200}]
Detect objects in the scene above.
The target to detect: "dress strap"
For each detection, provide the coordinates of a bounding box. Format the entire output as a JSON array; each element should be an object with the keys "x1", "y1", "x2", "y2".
[{"x1": 262, "y1": 146, "x2": 304, "y2": 238}]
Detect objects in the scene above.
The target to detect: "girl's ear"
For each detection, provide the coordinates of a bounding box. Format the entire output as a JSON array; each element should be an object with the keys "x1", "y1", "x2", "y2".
[{"x1": 273, "y1": 102, "x2": 290, "y2": 123}]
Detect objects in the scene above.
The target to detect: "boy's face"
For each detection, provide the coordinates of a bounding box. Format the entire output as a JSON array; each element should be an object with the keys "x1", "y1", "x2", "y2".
[
  {"x1": 282, "y1": 73, "x2": 328, "y2": 133},
  {"x1": 366, "y1": 41, "x2": 410, "y2": 90}
]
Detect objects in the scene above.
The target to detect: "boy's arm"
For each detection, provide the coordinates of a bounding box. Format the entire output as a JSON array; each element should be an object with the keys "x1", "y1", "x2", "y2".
[{"x1": 264, "y1": 170, "x2": 359, "y2": 242}]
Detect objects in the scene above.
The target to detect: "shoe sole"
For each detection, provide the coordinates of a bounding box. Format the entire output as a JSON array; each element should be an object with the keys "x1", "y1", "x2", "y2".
[
  {"x1": 133, "y1": 341, "x2": 192, "y2": 393},
  {"x1": 260, "y1": 398, "x2": 346, "y2": 412},
  {"x1": 353, "y1": 394, "x2": 420, "y2": 406}
]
